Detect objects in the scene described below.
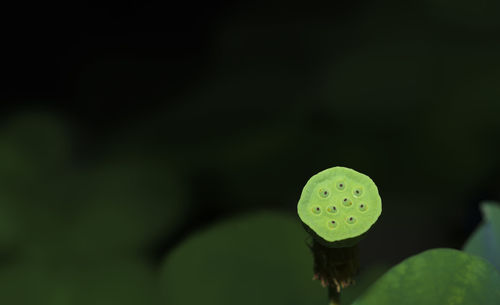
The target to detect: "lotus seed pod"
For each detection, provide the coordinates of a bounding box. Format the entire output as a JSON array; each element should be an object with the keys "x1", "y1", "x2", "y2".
[{"x1": 297, "y1": 166, "x2": 382, "y2": 244}]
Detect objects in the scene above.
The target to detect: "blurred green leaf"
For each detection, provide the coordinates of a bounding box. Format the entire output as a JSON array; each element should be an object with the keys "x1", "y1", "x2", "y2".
[
  {"x1": 61, "y1": 154, "x2": 188, "y2": 257},
  {"x1": 0, "y1": 111, "x2": 189, "y2": 257},
  {"x1": 340, "y1": 263, "x2": 391, "y2": 305},
  {"x1": 0, "y1": 112, "x2": 72, "y2": 248},
  {"x1": 0, "y1": 258, "x2": 160, "y2": 305},
  {"x1": 160, "y1": 211, "x2": 326, "y2": 305},
  {"x1": 463, "y1": 201, "x2": 500, "y2": 270},
  {"x1": 352, "y1": 248, "x2": 500, "y2": 305}
]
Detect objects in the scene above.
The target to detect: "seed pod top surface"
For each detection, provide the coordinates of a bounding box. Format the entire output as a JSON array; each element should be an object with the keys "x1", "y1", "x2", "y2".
[{"x1": 297, "y1": 166, "x2": 382, "y2": 243}]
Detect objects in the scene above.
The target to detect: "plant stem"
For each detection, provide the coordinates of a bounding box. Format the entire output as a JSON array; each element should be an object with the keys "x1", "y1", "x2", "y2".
[
  {"x1": 308, "y1": 238, "x2": 359, "y2": 305},
  {"x1": 328, "y1": 286, "x2": 341, "y2": 305}
]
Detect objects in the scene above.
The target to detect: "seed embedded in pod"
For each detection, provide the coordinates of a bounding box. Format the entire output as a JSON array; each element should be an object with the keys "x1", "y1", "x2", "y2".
[
  {"x1": 336, "y1": 182, "x2": 346, "y2": 191},
  {"x1": 327, "y1": 206, "x2": 337, "y2": 213},
  {"x1": 297, "y1": 166, "x2": 382, "y2": 243},
  {"x1": 347, "y1": 216, "x2": 356, "y2": 224},
  {"x1": 312, "y1": 206, "x2": 322, "y2": 214},
  {"x1": 353, "y1": 188, "x2": 363, "y2": 197},
  {"x1": 328, "y1": 220, "x2": 338, "y2": 228},
  {"x1": 318, "y1": 188, "x2": 330, "y2": 198},
  {"x1": 359, "y1": 203, "x2": 367, "y2": 211},
  {"x1": 342, "y1": 198, "x2": 353, "y2": 207}
]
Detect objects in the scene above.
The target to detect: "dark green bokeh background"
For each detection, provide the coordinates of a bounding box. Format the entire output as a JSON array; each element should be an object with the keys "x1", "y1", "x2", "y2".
[{"x1": 2, "y1": 0, "x2": 500, "y2": 304}]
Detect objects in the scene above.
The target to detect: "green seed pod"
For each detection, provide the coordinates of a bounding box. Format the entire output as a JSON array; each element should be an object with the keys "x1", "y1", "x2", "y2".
[
  {"x1": 297, "y1": 166, "x2": 382, "y2": 245},
  {"x1": 297, "y1": 166, "x2": 382, "y2": 301}
]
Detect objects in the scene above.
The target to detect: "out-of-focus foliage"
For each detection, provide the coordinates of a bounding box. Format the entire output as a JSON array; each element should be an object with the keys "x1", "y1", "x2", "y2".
[
  {"x1": 352, "y1": 248, "x2": 500, "y2": 305},
  {"x1": 0, "y1": 112, "x2": 188, "y2": 305},
  {"x1": 0, "y1": 258, "x2": 160, "y2": 305},
  {"x1": 2, "y1": 0, "x2": 500, "y2": 304},
  {"x1": 61, "y1": 155, "x2": 187, "y2": 257},
  {"x1": 0, "y1": 112, "x2": 188, "y2": 258},
  {"x1": 463, "y1": 201, "x2": 500, "y2": 270},
  {"x1": 160, "y1": 212, "x2": 326, "y2": 305},
  {"x1": 340, "y1": 263, "x2": 391, "y2": 305},
  {"x1": 0, "y1": 112, "x2": 72, "y2": 249}
]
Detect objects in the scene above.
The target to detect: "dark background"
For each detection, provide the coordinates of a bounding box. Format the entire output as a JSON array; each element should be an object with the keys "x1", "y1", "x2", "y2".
[{"x1": 1, "y1": 0, "x2": 500, "y2": 303}]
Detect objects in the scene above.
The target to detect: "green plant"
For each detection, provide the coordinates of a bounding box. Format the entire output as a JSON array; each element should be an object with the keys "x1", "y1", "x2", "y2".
[
  {"x1": 0, "y1": 113, "x2": 186, "y2": 305},
  {"x1": 160, "y1": 212, "x2": 326, "y2": 305},
  {"x1": 296, "y1": 167, "x2": 500, "y2": 305},
  {"x1": 352, "y1": 248, "x2": 500, "y2": 305},
  {"x1": 297, "y1": 166, "x2": 382, "y2": 244},
  {"x1": 463, "y1": 201, "x2": 500, "y2": 270},
  {"x1": 158, "y1": 167, "x2": 500, "y2": 305},
  {"x1": 297, "y1": 167, "x2": 382, "y2": 304}
]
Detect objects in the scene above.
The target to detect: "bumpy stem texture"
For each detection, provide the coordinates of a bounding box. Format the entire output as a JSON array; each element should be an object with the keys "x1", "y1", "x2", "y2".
[{"x1": 309, "y1": 238, "x2": 359, "y2": 304}]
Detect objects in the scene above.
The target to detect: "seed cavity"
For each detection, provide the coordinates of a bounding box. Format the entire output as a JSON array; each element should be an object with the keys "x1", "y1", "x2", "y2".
[
  {"x1": 318, "y1": 188, "x2": 330, "y2": 198},
  {"x1": 359, "y1": 203, "x2": 367, "y2": 211},
  {"x1": 342, "y1": 198, "x2": 353, "y2": 207},
  {"x1": 353, "y1": 187, "x2": 363, "y2": 197},
  {"x1": 328, "y1": 220, "x2": 338, "y2": 228},
  {"x1": 327, "y1": 206, "x2": 337, "y2": 213},
  {"x1": 347, "y1": 216, "x2": 356, "y2": 224},
  {"x1": 312, "y1": 206, "x2": 321, "y2": 214},
  {"x1": 336, "y1": 181, "x2": 346, "y2": 191}
]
